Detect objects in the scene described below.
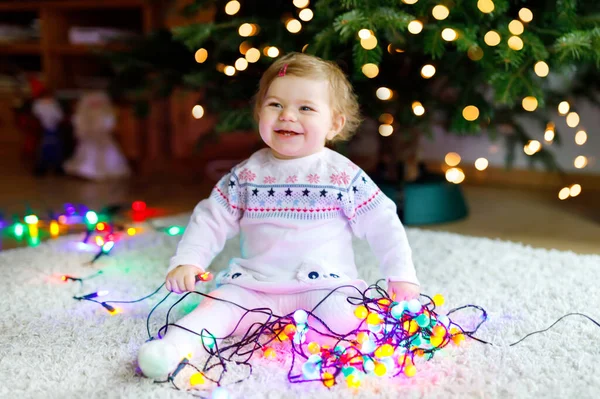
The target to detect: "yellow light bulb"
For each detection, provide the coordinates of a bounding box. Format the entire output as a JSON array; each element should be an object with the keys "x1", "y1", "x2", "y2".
[
  {"x1": 127, "y1": 227, "x2": 136, "y2": 236},
  {"x1": 362, "y1": 63, "x2": 379, "y2": 78},
  {"x1": 408, "y1": 20, "x2": 424, "y2": 34},
  {"x1": 462, "y1": 105, "x2": 480, "y2": 121},
  {"x1": 50, "y1": 221, "x2": 60, "y2": 237},
  {"x1": 404, "y1": 364, "x2": 417, "y2": 377},
  {"x1": 432, "y1": 293, "x2": 445, "y2": 306},
  {"x1": 354, "y1": 305, "x2": 368, "y2": 319},
  {"x1": 190, "y1": 372, "x2": 206, "y2": 386},
  {"x1": 484, "y1": 31, "x2": 501, "y2": 46},
  {"x1": 544, "y1": 129, "x2": 555, "y2": 142},
  {"x1": 432, "y1": 5, "x2": 450, "y2": 20},
  {"x1": 421, "y1": 64, "x2": 436, "y2": 78}
]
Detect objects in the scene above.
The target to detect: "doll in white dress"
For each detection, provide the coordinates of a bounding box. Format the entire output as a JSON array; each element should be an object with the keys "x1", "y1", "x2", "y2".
[{"x1": 63, "y1": 91, "x2": 130, "y2": 180}]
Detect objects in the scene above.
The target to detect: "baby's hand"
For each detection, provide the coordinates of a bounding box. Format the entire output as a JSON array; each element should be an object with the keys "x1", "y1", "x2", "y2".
[
  {"x1": 388, "y1": 281, "x2": 420, "y2": 301},
  {"x1": 166, "y1": 264, "x2": 205, "y2": 294}
]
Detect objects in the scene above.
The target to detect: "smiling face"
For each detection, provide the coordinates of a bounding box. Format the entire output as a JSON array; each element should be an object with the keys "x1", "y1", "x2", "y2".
[{"x1": 258, "y1": 75, "x2": 345, "y2": 159}]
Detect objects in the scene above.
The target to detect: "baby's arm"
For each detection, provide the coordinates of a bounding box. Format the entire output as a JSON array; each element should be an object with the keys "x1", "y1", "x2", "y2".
[
  {"x1": 167, "y1": 171, "x2": 243, "y2": 292},
  {"x1": 346, "y1": 169, "x2": 420, "y2": 298}
]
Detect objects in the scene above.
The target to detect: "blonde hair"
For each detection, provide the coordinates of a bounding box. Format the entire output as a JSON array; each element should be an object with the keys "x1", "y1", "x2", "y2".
[{"x1": 253, "y1": 52, "x2": 361, "y2": 142}]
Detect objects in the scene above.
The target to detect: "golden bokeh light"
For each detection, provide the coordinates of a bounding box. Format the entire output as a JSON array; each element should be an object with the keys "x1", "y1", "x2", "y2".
[
  {"x1": 408, "y1": 20, "x2": 424, "y2": 34},
  {"x1": 441, "y1": 28, "x2": 458, "y2": 41},
  {"x1": 475, "y1": 157, "x2": 489, "y2": 171},
  {"x1": 445, "y1": 152, "x2": 461, "y2": 166},
  {"x1": 446, "y1": 167, "x2": 465, "y2": 184},
  {"x1": 225, "y1": 1, "x2": 240, "y2": 15},
  {"x1": 570, "y1": 184, "x2": 582, "y2": 197},
  {"x1": 361, "y1": 35, "x2": 378, "y2": 50},
  {"x1": 286, "y1": 19, "x2": 302, "y2": 33},
  {"x1": 421, "y1": 64, "x2": 436, "y2": 78},
  {"x1": 299, "y1": 8, "x2": 313, "y2": 21},
  {"x1": 484, "y1": 31, "x2": 501, "y2": 46},
  {"x1": 508, "y1": 36, "x2": 524, "y2": 50},
  {"x1": 379, "y1": 124, "x2": 393, "y2": 137},
  {"x1": 192, "y1": 105, "x2": 204, "y2": 119},
  {"x1": 558, "y1": 187, "x2": 570, "y2": 200},
  {"x1": 379, "y1": 113, "x2": 394, "y2": 124},
  {"x1": 432, "y1": 5, "x2": 450, "y2": 20},
  {"x1": 376, "y1": 87, "x2": 393, "y2": 100},
  {"x1": 293, "y1": 0, "x2": 309, "y2": 8},
  {"x1": 522, "y1": 96, "x2": 538, "y2": 112},
  {"x1": 477, "y1": 0, "x2": 494, "y2": 13},
  {"x1": 412, "y1": 101, "x2": 425, "y2": 116},
  {"x1": 574, "y1": 156, "x2": 588, "y2": 169},
  {"x1": 519, "y1": 8, "x2": 533, "y2": 22},
  {"x1": 362, "y1": 63, "x2": 379, "y2": 78},
  {"x1": 267, "y1": 46, "x2": 280, "y2": 58},
  {"x1": 235, "y1": 57, "x2": 248, "y2": 71},
  {"x1": 245, "y1": 48, "x2": 260, "y2": 62},
  {"x1": 558, "y1": 101, "x2": 570, "y2": 115},
  {"x1": 534, "y1": 61, "x2": 549, "y2": 77},
  {"x1": 468, "y1": 46, "x2": 484, "y2": 61},
  {"x1": 462, "y1": 105, "x2": 480, "y2": 121},
  {"x1": 566, "y1": 112, "x2": 580, "y2": 128},
  {"x1": 575, "y1": 130, "x2": 587, "y2": 145},
  {"x1": 194, "y1": 48, "x2": 208, "y2": 63},
  {"x1": 508, "y1": 20, "x2": 524, "y2": 35}
]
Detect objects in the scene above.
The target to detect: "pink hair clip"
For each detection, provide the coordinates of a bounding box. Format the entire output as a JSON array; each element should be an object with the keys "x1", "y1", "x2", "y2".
[{"x1": 278, "y1": 63, "x2": 288, "y2": 77}]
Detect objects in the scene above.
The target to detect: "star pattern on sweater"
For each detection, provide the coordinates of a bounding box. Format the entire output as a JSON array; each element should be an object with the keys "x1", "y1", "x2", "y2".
[
  {"x1": 302, "y1": 189, "x2": 310, "y2": 196},
  {"x1": 320, "y1": 189, "x2": 328, "y2": 197},
  {"x1": 268, "y1": 188, "x2": 275, "y2": 196},
  {"x1": 252, "y1": 188, "x2": 259, "y2": 196},
  {"x1": 285, "y1": 188, "x2": 293, "y2": 196}
]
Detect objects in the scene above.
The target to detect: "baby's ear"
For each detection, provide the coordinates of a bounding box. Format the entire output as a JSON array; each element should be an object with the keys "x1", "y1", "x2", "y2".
[{"x1": 327, "y1": 113, "x2": 346, "y2": 140}]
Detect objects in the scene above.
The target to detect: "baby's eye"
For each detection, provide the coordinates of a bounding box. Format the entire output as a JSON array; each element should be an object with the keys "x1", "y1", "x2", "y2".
[
  {"x1": 300, "y1": 106, "x2": 314, "y2": 111},
  {"x1": 268, "y1": 102, "x2": 282, "y2": 108}
]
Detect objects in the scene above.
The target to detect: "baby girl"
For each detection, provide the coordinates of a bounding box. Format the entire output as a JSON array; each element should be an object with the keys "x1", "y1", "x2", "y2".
[{"x1": 138, "y1": 52, "x2": 420, "y2": 379}]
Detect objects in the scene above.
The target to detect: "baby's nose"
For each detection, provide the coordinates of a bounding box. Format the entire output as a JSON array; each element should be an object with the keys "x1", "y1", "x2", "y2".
[{"x1": 279, "y1": 107, "x2": 297, "y2": 121}]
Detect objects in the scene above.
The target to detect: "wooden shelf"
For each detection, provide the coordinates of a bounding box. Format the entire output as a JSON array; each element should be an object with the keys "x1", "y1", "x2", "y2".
[
  {"x1": 0, "y1": 42, "x2": 41, "y2": 55},
  {"x1": 51, "y1": 43, "x2": 130, "y2": 55},
  {"x1": 0, "y1": 0, "x2": 148, "y2": 11}
]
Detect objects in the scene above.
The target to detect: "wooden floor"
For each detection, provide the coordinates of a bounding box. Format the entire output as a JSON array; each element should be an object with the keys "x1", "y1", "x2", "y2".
[{"x1": 1, "y1": 148, "x2": 599, "y2": 255}]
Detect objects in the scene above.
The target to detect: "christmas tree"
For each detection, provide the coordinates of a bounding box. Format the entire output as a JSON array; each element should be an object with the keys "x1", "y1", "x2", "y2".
[{"x1": 109, "y1": 0, "x2": 600, "y2": 181}]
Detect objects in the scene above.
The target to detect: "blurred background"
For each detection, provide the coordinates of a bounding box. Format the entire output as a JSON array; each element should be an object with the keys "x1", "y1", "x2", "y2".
[{"x1": 0, "y1": 0, "x2": 598, "y2": 254}]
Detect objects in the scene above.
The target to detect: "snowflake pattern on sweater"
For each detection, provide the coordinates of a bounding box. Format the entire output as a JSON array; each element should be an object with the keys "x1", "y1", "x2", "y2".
[{"x1": 211, "y1": 150, "x2": 384, "y2": 222}]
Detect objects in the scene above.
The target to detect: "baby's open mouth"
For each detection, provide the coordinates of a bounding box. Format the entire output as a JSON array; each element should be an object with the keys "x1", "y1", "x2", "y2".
[{"x1": 275, "y1": 129, "x2": 303, "y2": 136}]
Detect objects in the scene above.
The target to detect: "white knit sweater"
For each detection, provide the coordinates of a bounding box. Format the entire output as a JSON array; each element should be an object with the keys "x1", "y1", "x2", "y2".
[{"x1": 169, "y1": 148, "x2": 419, "y2": 293}]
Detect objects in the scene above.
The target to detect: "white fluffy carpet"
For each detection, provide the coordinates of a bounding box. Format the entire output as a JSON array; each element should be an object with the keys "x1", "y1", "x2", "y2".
[{"x1": 1, "y1": 213, "x2": 599, "y2": 399}]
